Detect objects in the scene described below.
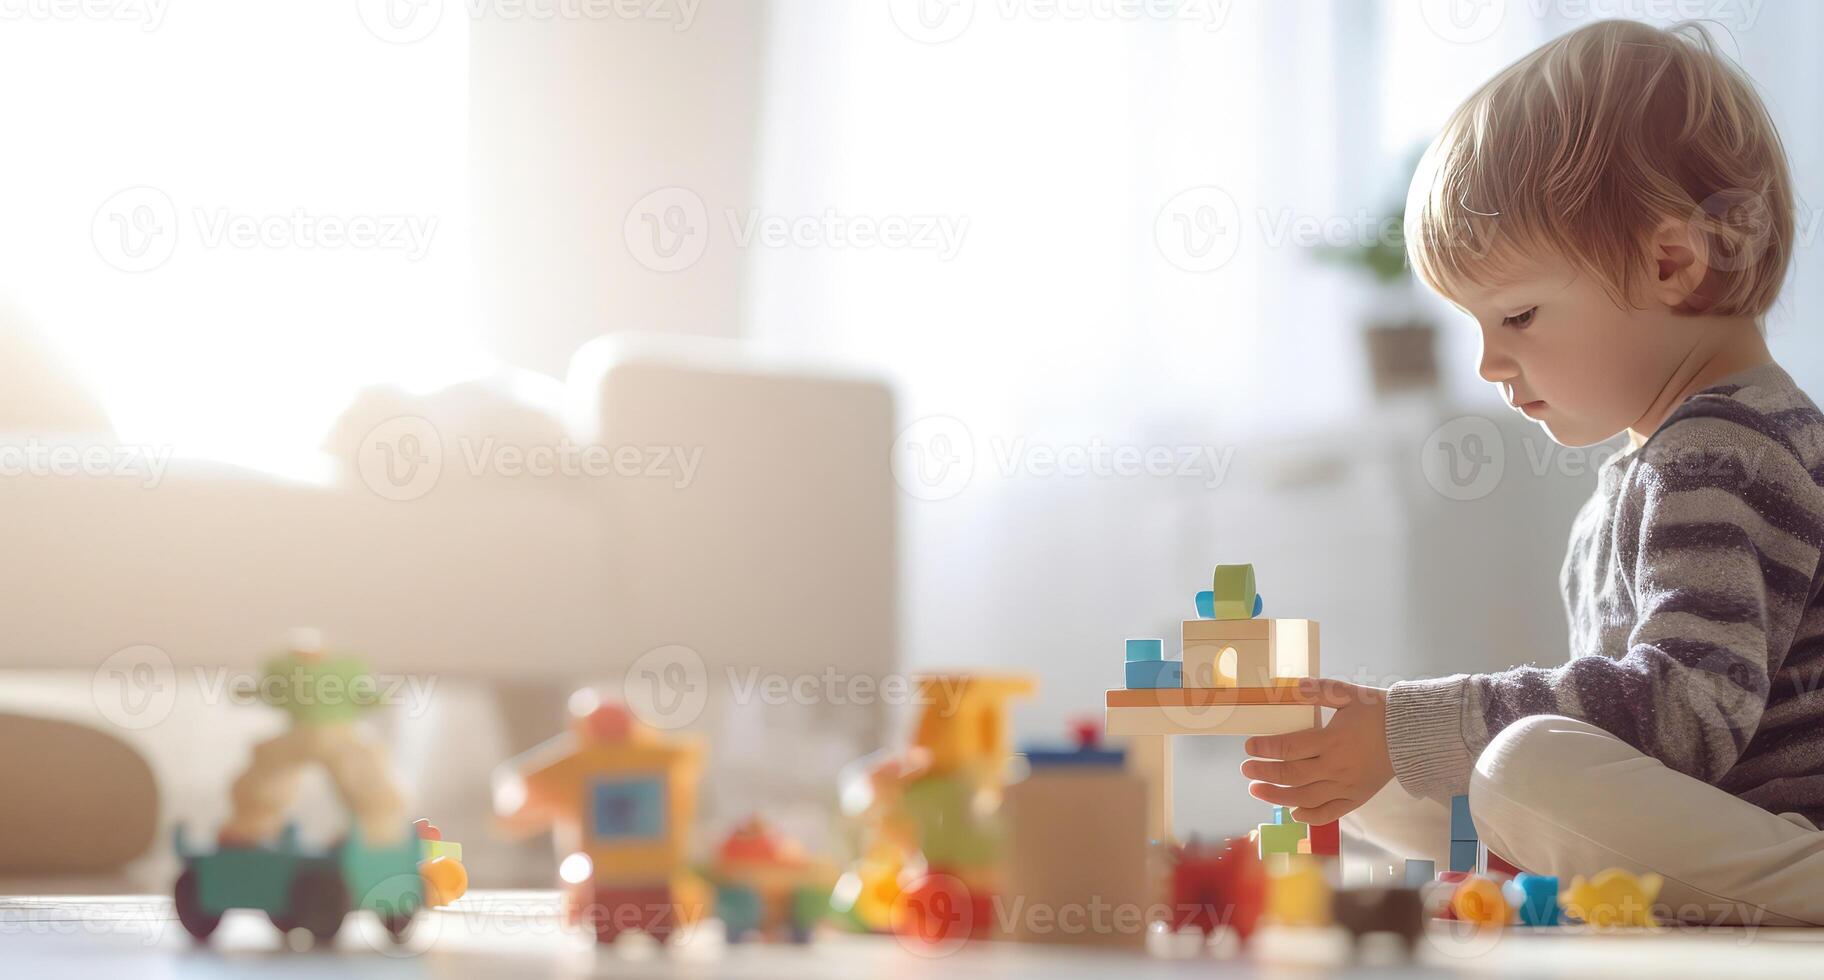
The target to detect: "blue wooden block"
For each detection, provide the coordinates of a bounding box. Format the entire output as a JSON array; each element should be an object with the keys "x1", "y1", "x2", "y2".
[
  {"x1": 1510, "y1": 874, "x2": 1560, "y2": 926},
  {"x1": 1023, "y1": 747, "x2": 1127, "y2": 768},
  {"x1": 1449, "y1": 840, "x2": 1479, "y2": 874},
  {"x1": 1271, "y1": 805, "x2": 1294, "y2": 825},
  {"x1": 1403, "y1": 859, "x2": 1435, "y2": 888},
  {"x1": 1194, "y1": 591, "x2": 1214, "y2": 618},
  {"x1": 1125, "y1": 638, "x2": 1164, "y2": 662},
  {"x1": 1125, "y1": 659, "x2": 1182, "y2": 688},
  {"x1": 1450, "y1": 794, "x2": 1476, "y2": 841},
  {"x1": 1253, "y1": 594, "x2": 1263, "y2": 617}
]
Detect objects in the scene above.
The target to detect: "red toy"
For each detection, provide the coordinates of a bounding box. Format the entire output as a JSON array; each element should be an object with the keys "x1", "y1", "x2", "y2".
[
  {"x1": 1166, "y1": 837, "x2": 1266, "y2": 941},
  {"x1": 1308, "y1": 820, "x2": 1340, "y2": 857}
]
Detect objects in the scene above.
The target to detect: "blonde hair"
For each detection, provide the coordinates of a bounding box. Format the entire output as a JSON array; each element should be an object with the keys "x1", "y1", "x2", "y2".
[{"x1": 1405, "y1": 20, "x2": 1793, "y2": 318}]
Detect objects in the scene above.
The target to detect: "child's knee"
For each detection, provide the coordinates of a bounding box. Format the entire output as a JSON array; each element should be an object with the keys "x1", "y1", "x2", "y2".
[{"x1": 1469, "y1": 714, "x2": 1590, "y2": 814}]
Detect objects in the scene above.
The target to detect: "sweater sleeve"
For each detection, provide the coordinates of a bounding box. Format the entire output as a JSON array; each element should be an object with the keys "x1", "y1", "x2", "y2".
[{"x1": 1384, "y1": 404, "x2": 1823, "y2": 802}]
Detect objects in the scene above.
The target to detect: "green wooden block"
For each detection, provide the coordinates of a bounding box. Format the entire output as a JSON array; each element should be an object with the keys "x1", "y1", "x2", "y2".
[
  {"x1": 1212, "y1": 564, "x2": 1258, "y2": 619},
  {"x1": 1256, "y1": 822, "x2": 1306, "y2": 858}
]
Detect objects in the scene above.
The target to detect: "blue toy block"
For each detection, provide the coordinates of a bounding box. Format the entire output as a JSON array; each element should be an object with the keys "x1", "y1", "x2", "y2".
[
  {"x1": 1125, "y1": 659, "x2": 1182, "y2": 688},
  {"x1": 1449, "y1": 840, "x2": 1479, "y2": 874},
  {"x1": 1509, "y1": 874, "x2": 1560, "y2": 926},
  {"x1": 1450, "y1": 794, "x2": 1476, "y2": 841},
  {"x1": 1195, "y1": 591, "x2": 1214, "y2": 618},
  {"x1": 1253, "y1": 594, "x2": 1263, "y2": 617},
  {"x1": 1271, "y1": 805, "x2": 1294, "y2": 825},
  {"x1": 1125, "y1": 638, "x2": 1164, "y2": 662},
  {"x1": 1023, "y1": 748, "x2": 1127, "y2": 768},
  {"x1": 1403, "y1": 859, "x2": 1435, "y2": 888}
]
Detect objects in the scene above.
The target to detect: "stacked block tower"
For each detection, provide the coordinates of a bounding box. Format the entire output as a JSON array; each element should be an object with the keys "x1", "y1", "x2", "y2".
[{"x1": 1106, "y1": 563, "x2": 1337, "y2": 857}]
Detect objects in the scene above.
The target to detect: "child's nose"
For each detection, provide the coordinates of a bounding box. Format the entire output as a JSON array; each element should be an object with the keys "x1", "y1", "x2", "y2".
[{"x1": 1478, "y1": 330, "x2": 1518, "y2": 383}]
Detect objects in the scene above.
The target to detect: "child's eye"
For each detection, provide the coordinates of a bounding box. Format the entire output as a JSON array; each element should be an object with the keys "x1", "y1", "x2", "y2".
[{"x1": 1502, "y1": 307, "x2": 1537, "y2": 328}]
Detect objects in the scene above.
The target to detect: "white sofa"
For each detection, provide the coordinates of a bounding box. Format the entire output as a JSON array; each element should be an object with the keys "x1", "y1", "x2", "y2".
[{"x1": 0, "y1": 333, "x2": 897, "y2": 883}]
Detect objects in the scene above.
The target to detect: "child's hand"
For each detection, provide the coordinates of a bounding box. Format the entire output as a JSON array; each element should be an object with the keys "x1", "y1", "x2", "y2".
[{"x1": 1239, "y1": 678, "x2": 1395, "y2": 825}]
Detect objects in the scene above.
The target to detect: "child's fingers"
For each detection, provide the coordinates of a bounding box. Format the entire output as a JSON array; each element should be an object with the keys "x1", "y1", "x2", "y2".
[
  {"x1": 1239, "y1": 756, "x2": 1329, "y2": 786},
  {"x1": 1247, "y1": 779, "x2": 1346, "y2": 810},
  {"x1": 1291, "y1": 798, "x2": 1358, "y2": 826},
  {"x1": 1243, "y1": 729, "x2": 1323, "y2": 761}
]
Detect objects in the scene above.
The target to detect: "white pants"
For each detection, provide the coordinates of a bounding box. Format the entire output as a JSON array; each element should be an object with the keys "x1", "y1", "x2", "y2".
[{"x1": 1344, "y1": 714, "x2": 1824, "y2": 927}]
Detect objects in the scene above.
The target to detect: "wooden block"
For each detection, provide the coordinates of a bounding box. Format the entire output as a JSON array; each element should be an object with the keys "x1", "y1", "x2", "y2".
[
  {"x1": 1104, "y1": 704, "x2": 1319, "y2": 737},
  {"x1": 1182, "y1": 638, "x2": 1268, "y2": 688},
  {"x1": 1309, "y1": 820, "x2": 1339, "y2": 857},
  {"x1": 1124, "y1": 638, "x2": 1164, "y2": 662},
  {"x1": 1268, "y1": 619, "x2": 1320, "y2": 679},
  {"x1": 1104, "y1": 685, "x2": 1316, "y2": 708},
  {"x1": 1212, "y1": 563, "x2": 1257, "y2": 619},
  {"x1": 1125, "y1": 735, "x2": 1170, "y2": 843},
  {"x1": 1123, "y1": 659, "x2": 1182, "y2": 689},
  {"x1": 1182, "y1": 618, "x2": 1270, "y2": 642},
  {"x1": 1002, "y1": 768, "x2": 1151, "y2": 947},
  {"x1": 1449, "y1": 840, "x2": 1478, "y2": 873}
]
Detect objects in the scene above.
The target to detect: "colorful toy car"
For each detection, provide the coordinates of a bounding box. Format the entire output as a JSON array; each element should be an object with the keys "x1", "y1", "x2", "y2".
[
  {"x1": 705, "y1": 816, "x2": 837, "y2": 943},
  {"x1": 172, "y1": 822, "x2": 424, "y2": 944}
]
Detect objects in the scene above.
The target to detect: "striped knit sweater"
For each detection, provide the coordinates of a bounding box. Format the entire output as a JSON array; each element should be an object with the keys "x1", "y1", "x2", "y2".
[{"x1": 1387, "y1": 362, "x2": 1824, "y2": 827}]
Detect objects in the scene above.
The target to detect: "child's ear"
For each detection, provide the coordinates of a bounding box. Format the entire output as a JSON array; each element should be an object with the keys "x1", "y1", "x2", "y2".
[{"x1": 1645, "y1": 216, "x2": 1713, "y2": 312}]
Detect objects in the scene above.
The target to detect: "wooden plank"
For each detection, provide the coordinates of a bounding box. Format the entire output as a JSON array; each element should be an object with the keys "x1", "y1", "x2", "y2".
[
  {"x1": 1105, "y1": 704, "x2": 1318, "y2": 737},
  {"x1": 1105, "y1": 684, "x2": 1316, "y2": 708}
]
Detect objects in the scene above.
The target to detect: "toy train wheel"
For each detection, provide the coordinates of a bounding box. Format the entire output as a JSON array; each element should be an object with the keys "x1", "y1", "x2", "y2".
[
  {"x1": 381, "y1": 910, "x2": 417, "y2": 943},
  {"x1": 173, "y1": 871, "x2": 222, "y2": 941},
  {"x1": 270, "y1": 870, "x2": 349, "y2": 944}
]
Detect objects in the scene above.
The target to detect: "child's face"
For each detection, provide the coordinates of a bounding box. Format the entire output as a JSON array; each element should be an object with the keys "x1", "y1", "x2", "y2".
[{"x1": 1458, "y1": 256, "x2": 1693, "y2": 448}]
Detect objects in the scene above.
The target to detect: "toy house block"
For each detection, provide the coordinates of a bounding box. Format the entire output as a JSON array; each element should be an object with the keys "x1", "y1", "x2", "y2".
[
  {"x1": 1125, "y1": 638, "x2": 1164, "y2": 662},
  {"x1": 1308, "y1": 820, "x2": 1339, "y2": 857},
  {"x1": 1211, "y1": 564, "x2": 1257, "y2": 619},
  {"x1": 1104, "y1": 685, "x2": 1317, "y2": 709},
  {"x1": 1195, "y1": 590, "x2": 1215, "y2": 619},
  {"x1": 1403, "y1": 859, "x2": 1435, "y2": 888},
  {"x1": 1449, "y1": 795, "x2": 1475, "y2": 841},
  {"x1": 1182, "y1": 619, "x2": 1319, "y2": 687},
  {"x1": 1104, "y1": 703, "x2": 1319, "y2": 737},
  {"x1": 1124, "y1": 660, "x2": 1182, "y2": 689},
  {"x1": 1448, "y1": 840, "x2": 1478, "y2": 874},
  {"x1": 1183, "y1": 638, "x2": 1270, "y2": 688}
]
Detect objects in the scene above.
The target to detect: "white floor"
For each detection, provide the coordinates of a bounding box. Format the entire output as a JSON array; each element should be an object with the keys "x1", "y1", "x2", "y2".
[{"x1": 5, "y1": 890, "x2": 1824, "y2": 979}]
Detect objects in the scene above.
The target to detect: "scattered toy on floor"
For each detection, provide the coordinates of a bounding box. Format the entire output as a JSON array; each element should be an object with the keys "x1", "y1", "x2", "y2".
[{"x1": 493, "y1": 692, "x2": 706, "y2": 946}]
